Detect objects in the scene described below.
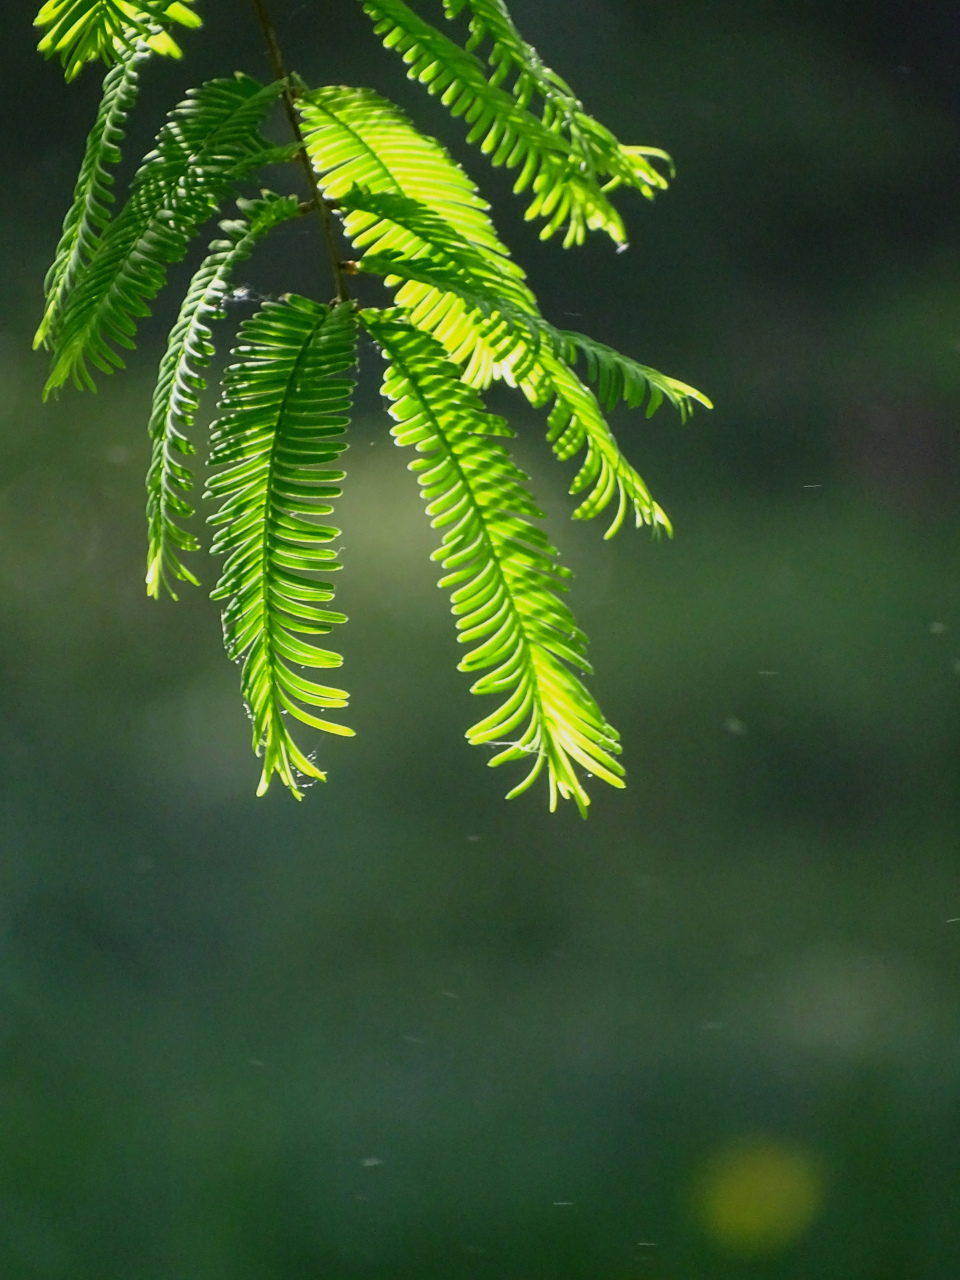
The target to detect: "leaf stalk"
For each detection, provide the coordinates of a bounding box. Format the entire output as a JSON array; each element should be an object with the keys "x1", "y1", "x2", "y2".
[{"x1": 251, "y1": 0, "x2": 349, "y2": 303}]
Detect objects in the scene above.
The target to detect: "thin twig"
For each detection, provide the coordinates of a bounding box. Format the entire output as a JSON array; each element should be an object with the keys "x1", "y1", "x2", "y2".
[{"x1": 251, "y1": 0, "x2": 348, "y2": 303}]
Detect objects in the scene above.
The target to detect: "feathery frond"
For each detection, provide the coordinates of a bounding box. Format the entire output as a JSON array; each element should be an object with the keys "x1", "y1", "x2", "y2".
[
  {"x1": 520, "y1": 347, "x2": 671, "y2": 538},
  {"x1": 35, "y1": 0, "x2": 201, "y2": 81},
  {"x1": 339, "y1": 186, "x2": 544, "y2": 380},
  {"x1": 35, "y1": 39, "x2": 150, "y2": 352},
  {"x1": 306, "y1": 100, "x2": 690, "y2": 538},
  {"x1": 361, "y1": 308, "x2": 624, "y2": 814},
  {"x1": 33, "y1": 0, "x2": 707, "y2": 812},
  {"x1": 207, "y1": 296, "x2": 357, "y2": 799},
  {"x1": 443, "y1": 0, "x2": 579, "y2": 105},
  {"x1": 371, "y1": 243, "x2": 673, "y2": 537},
  {"x1": 559, "y1": 329, "x2": 714, "y2": 422},
  {"x1": 442, "y1": 0, "x2": 673, "y2": 198},
  {"x1": 353, "y1": 219, "x2": 704, "y2": 536},
  {"x1": 44, "y1": 74, "x2": 292, "y2": 397},
  {"x1": 300, "y1": 86, "x2": 518, "y2": 260},
  {"x1": 355, "y1": 0, "x2": 670, "y2": 246},
  {"x1": 300, "y1": 91, "x2": 541, "y2": 386},
  {"x1": 146, "y1": 191, "x2": 301, "y2": 600},
  {"x1": 356, "y1": 247, "x2": 709, "y2": 425}
]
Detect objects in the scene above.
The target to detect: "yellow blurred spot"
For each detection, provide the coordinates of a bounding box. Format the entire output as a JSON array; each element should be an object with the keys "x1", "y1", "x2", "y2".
[{"x1": 695, "y1": 1140, "x2": 823, "y2": 1255}]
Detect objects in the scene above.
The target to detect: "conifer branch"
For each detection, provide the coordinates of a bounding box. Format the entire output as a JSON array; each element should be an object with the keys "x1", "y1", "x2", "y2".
[{"x1": 32, "y1": 0, "x2": 709, "y2": 812}]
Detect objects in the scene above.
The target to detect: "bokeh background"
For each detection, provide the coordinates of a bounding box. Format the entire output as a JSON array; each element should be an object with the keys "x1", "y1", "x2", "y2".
[{"x1": 2, "y1": 0, "x2": 960, "y2": 1274}]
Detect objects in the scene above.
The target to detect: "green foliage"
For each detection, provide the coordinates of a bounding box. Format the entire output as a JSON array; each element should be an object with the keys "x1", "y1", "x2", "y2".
[
  {"x1": 351, "y1": 239, "x2": 705, "y2": 535},
  {"x1": 356, "y1": 0, "x2": 671, "y2": 246},
  {"x1": 300, "y1": 85, "x2": 522, "y2": 271},
  {"x1": 362, "y1": 309, "x2": 624, "y2": 814},
  {"x1": 207, "y1": 296, "x2": 357, "y2": 798},
  {"x1": 35, "y1": 40, "x2": 151, "y2": 351},
  {"x1": 299, "y1": 93, "x2": 675, "y2": 537},
  {"x1": 35, "y1": 0, "x2": 201, "y2": 81},
  {"x1": 146, "y1": 191, "x2": 302, "y2": 599},
  {"x1": 43, "y1": 74, "x2": 293, "y2": 396},
  {"x1": 354, "y1": 245, "x2": 712, "y2": 422},
  {"x1": 438, "y1": 0, "x2": 675, "y2": 213},
  {"x1": 299, "y1": 88, "x2": 538, "y2": 384},
  {"x1": 33, "y1": 0, "x2": 710, "y2": 812}
]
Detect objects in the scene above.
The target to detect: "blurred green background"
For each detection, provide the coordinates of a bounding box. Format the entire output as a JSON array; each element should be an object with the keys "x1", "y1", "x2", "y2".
[{"x1": 2, "y1": 0, "x2": 960, "y2": 1275}]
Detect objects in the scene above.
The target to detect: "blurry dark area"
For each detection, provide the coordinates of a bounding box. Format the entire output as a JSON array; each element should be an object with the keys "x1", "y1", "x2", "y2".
[{"x1": 2, "y1": 0, "x2": 960, "y2": 1275}]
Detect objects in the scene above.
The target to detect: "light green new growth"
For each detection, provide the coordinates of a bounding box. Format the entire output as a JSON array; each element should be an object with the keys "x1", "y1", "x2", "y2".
[
  {"x1": 33, "y1": 0, "x2": 711, "y2": 814},
  {"x1": 35, "y1": 0, "x2": 201, "y2": 81},
  {"x1": 362, "y1": 310, "x2": 624, "y2": 815},
  {"x1": 356, "y1": 0, "x2": 671, "y2": 246}
]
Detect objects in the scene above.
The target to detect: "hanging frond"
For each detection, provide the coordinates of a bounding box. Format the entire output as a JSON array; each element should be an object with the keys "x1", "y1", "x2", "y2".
[
  {"x1": 337, "y1": 188, "x2": 529, "y2": 304},
  {"x1": 443, "y1": 0, "x2": 580, "y2": 105},
  {"x1": 520, "y1": 348, "x2": 671, "y2": 538},
  {"x1": 316, "y1": 132, "x2": 703, "y2": 512},
  {"x1": 338, "y1": 186, "x2": 544, "y2": 379},
  {"x1": 35, "y1": 0, "x2": 201, "y2": 81},
  {"x1": 361, "y1": 308, "x2": 624, "y2": 814},
  {"x1": 441, "y1": 0, "x2": 673, "y2": 199},
  {"x1": 300, "y1": 90, "x2": 542, "y2": 385},
  {"x1": 300, "y1": 86, "x2": 519, "y2": 261},
  {"x1": 559, "y1": 329, "x2": 714, "y2": 422},
  {"x1": 354, "y1": 0, "x2": 671, "y2": 246},
  {"x1": 35, "y1": 40, "x2": 151, "y2": 352},
  {"x1": 357, "y1": 244, "x2": 709, "y2": 423},
  {"x1": 356, "y1": 248, "x2": 540, "y2": 373},
  {"x1": 354, "y1": 225, "x2": 707, "y2": 536},
  {"x1": 373, "y1": 260, "x2": 679, "y2": 537},
  {"x1": 206, "y1": 296, "x2": 357, "y2": 798},
  {"x1": 44, "y1": 74, "x2": 292, "y2": 397},
  {"x1": 146, "y1": 191, "x2": 301, "y2": 600},
  {"x1": 359, "y1": 248, "x2": 706, "y2": 536}
]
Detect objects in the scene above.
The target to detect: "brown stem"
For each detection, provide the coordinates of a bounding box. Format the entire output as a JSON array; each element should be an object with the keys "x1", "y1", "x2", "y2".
[{"x1": 251, "y1": 0, "x2": 348, "y2": 303}]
